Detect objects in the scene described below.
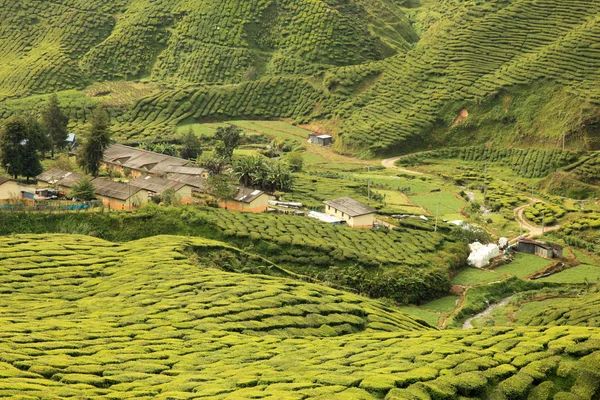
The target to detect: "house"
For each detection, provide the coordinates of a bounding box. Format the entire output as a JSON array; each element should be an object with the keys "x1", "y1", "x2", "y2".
[
  {"x1": 323, "y1": 197, "x2": 376, "y2": 228},
  {"x1": 0, "y1": 177, "x2": 32, "y2": 201},
  {"x1": 36, "y1": 168, "x2": 86, "y2": 195},
  {"x1": 166, "y1": 173, "x2": 207, "y2": 192},
  {"x1": 308, "y1": 134, "x2": 333, "y2": 146},
  {"x1": 101, "y1": 144, "x2": 189, "y2": 178},
  {"x1": 163, "y1": 165, "x2": 209, "y2": 179},
  {"x1": 91, "y1": 178, "x2": 148, "y2": 210},
  {"x1": 220, "y1": 187, "x2": 270, "y2": 213},
  {"x1": 517, "y1": 239, "x2": 563, "y2": 259},
  {"x1": 130, "y1": 175, "x2": 193, "y2": 204}
]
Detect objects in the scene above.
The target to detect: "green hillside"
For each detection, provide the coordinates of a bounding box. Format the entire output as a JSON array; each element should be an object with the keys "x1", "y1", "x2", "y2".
[
  {"x1": 2, "y1": 234, "x2": 600, "y2": 399},
  {"x1": 0, "y1": 0, "x2": 598, "y2": 154}
]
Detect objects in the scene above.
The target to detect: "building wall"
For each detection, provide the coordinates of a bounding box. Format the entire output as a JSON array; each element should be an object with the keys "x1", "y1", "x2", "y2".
[
  {"x1": 0, "y1": 181, "x2": 27, "y2": 200},
  {"x1": 325, "y1": 205, "x2": 374, "y2": 228},
  {"x1": 348, "y1": 213, "x2": 375, "y2": 228},
  {"x1": 97, "y1": 191, "x2": 148, "y2": 210},
  {"x1": 176, "y1": 186, "x2": 193, "y2": 204},
  {"x1": 100, "y1": 162, "x2": 144, "y2": 179},
  {"x1": 219, "y1": 194, "x2": 270, "y2": 213}
]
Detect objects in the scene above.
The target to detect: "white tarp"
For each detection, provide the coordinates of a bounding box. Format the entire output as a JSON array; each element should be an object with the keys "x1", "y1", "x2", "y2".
[
  {"x1": 498, "y1": 237, "x2": 509, "y2": 249},
  {"x1": 467, "y1": 242, "x2": 500, "y2": 269}
]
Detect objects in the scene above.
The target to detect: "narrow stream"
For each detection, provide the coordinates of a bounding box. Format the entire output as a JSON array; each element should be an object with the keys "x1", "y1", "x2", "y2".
[{"x1": 462, "y1": 296, "x2": 515, "y2": 329}]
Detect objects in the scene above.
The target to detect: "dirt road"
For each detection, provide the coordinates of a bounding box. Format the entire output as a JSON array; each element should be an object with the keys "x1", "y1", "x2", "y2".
[
  {"x1": 513, "y1": 203, "x2": 561, "y2": 240},
  {"x1": 381, "y1": 157, "x2": 424, "y2": 175}
]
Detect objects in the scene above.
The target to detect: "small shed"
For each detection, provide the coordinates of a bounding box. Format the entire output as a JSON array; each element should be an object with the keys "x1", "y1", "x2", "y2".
[
  {"x1": 309, "y1": 134, "x2": 333, "y2": 146},
  {"x1": 65, "y1": 133, "x2": 77, "y2": 148},
  {"x1": 220, "y1": 187, "x2": 270, "y2": 213},
  {"x1": 517, "y1": 239, "x2": 563, "y2": 259},
  {"x1": 323, "y1": 197, "x2": 376, "y2": 228}
]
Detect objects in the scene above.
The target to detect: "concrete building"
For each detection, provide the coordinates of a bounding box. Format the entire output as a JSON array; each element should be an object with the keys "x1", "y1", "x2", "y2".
[
  {"x1": 101, "y1": 144, "x2": 189, "y2": 178},
  {"x1": 166, "y1": 173, "x2": 207, "y2": 193},
  {"x1": 36, "y1": 168, "x2": 86, "y2": 196},
  {"x1": 131, "y1": 175, "x2": 193, "y2": 204},
  {"x1": 0, "y1": 177, "x2": 31, "y2": 201},
  {"x1": 517, "y1": 239, "x2": 563, "y2": 259},
  {"x1": 220, "y1": 187, "x2": 270, "y2": 213},
  {"x1": 323, "y1": 197, "x2": 376, "y2": 228},
  {"x1": 309, "y1": 134, "x2": 333, "y2": 146},
  {"x1": 91, "y1": 179, "x2": 148, "y2": 210}
]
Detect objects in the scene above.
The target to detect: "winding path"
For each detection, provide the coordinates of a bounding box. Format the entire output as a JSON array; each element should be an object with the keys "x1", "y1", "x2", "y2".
[
  {"x1": 381, "y1": 157, "x2": 425, "y2": 175},
  {"x1": 512, "y1": 202, "x2": 561, "y2": 241}
]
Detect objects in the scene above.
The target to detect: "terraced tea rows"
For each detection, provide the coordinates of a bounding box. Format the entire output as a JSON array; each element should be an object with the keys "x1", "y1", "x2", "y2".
[
  {"x1": 0, "y1": 234, "x2": 600, "y2": 398},
  {"x1": 208, "y1": 209, "x2": 446, "y2": 268},
  {"x1": 398, "y1": 147, "x2": 580, "y2": 179},
  {"x1": 340, "y1": 0, "x2": 600, "y2": 154}
]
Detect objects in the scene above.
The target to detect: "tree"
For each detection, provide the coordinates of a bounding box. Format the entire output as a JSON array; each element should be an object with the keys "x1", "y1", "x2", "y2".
[
  {"x1": 0, "y1": 116, "x2": 28, "y2": 179},
  {"x1": 40, "y1": 94, "x2": 69, "y2": 158},
  {"x1": 180, "y1": 128, "x2": 203, "y2": 160},
  {"x1": 233, "y1": 155, "x2": 264, "y2": 186},
  {"x1": 78, "y1": 105, "x2": 112, "y2": 177},
  {"x1": 198, "y1": 154, "x2": 226, "y2": 175},
  {"x1": 287, "y1": 152, "x2": 303, "y2": 172},
  {"x1": 70, "y1": 177, "x2": 96, "y2": 201},
  {"x1": 214, "y1": 125, "x2": 242, "y2": 162},
  {"x1": 207, "y1": 174, "x2": 237, "y2": 204}
]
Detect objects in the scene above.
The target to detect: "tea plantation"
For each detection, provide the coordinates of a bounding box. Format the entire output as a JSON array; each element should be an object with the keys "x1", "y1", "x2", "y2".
[
  {"x1": 1, "y1": 0, "x2": 599, "y2": 153},
  {"x1": 2, "y1": 234, "x2": 600, "y2": 399}
]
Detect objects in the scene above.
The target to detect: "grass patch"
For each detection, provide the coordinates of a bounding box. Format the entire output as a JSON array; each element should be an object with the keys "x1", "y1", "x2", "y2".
[
  {"x1": 452, "y1": 268, "x2": 506, "y2": 286},
  {"x1": 495, "y1": 253, "x2": 554, "y2": 278}
]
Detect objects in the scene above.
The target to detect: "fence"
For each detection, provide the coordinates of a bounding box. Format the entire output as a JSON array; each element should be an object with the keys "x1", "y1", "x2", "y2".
[{"x1": 0, "y1": 199, "x2": 104, "y2": 213}]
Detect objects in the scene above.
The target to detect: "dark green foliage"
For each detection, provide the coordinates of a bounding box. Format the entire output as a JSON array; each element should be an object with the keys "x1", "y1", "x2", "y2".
[
  {"x1": 0, "y1": 115, "x2": 44, "y2": 180},
  {"x1": 179, "y1": 128, "x2": 202, "y2": 160},
  {"x1": 207, "y1": 174, "x2": 237, "y2": 203},
  {"x1": 70, "y1": 178, "x2": 96, "y2": 201},
  {"x1": 40, "y1": 94, "x2": 69, "y2": 157},
  {"x1": 215, "y1": 125, "x2": 242, "y2": 162},
  {"x1": 78, "y1": 105, "x2": 112, "y2": 177}
]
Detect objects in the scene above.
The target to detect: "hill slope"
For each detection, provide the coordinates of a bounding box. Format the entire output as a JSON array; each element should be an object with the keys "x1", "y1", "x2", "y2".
[
  {"x1": 1, "y1": 234, "x2": 600, "y2": 399},
  {"x1": 0, "y1": 0, "x2": 599, "y2": 155}
]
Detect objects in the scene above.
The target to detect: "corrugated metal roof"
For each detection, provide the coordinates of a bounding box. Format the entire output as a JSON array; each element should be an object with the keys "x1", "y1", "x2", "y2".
[
  {"x1": 233, "y1": 186, "x2": 265, "y2": 203},
  {"x1": 103, "y1": 144, "x2": 189, "y2": 173},
  {"x1": 91, "y1": 178, "x2": 144, "y2": 200},
  {"x1": 166, "y1": 173, "x2": 207, "y2": 189},
  {"x1": 323, "y1": 197, "x2": 375, "y2": 217},
  {"x1": 36, "y1": 168, "x2": 73, "y2": 184},
  {"x1": 163, "y1": 165, "x2": 207, "y2": 176},
  {"x1": 131, "y1": 175, "x2": 187, "y2": 194}
]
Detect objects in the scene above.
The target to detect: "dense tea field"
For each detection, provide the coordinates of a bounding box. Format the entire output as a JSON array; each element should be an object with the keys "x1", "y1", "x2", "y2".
[{"x1": 0, "y1": 234, "x2": 599, "y2": 399}]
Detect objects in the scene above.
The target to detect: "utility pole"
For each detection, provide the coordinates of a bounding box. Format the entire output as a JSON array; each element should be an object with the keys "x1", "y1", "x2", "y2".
[
  {"x1": 541, "y1": 211, "x2": 545, "y2": 236},
  {"x1": 531, "y1": 184, "x2": 534, "y2": 201},
  {"x1": 367, "y1": 166, "x2": 371, "y2": 206},
  {"x1": 434, "y1": 202, "x2": 440, "y2": 232}
]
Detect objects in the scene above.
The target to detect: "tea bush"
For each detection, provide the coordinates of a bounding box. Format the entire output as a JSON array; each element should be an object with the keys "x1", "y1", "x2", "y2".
[{"x1": 1, "y1": 234, "x2": 600, "y2": 398}]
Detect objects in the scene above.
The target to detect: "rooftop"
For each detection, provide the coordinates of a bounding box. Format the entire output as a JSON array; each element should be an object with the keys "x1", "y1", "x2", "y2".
[
  {"x1": 36, "y1": 168, "x2": 86, "y2": 187},
  {"x1": 103, "y1": 144, "x2": 189, "y2": 173},
  {"x1": 323, "y1": 197, "x2": 376, "y2": 217},
  {"x1": 163, "y1": 165, "x2": 207, "y2": 176},
  {"x1": 131, "y1": 175, "x2": 186, "y2": 194},
  {"x1": 518, "y1": 238, "x2": 563, "y2": 251},
  {"x1": 166, "y1": 173, "x2": 207, "y2": 190},
  {"x1": 91, "y1": 178, "x2": 144, "y2": 201},
  {"x1": 233, "y1": 187, "x2": 265, "y2": 203}
]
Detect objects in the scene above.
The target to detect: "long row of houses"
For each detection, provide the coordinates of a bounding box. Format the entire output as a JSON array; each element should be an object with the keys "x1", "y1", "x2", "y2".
[{"x1": 0, "y1": 143, "x2": 265, "y2": 211}]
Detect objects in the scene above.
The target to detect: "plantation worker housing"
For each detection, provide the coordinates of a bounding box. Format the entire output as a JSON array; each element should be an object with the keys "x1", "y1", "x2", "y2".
[
  {"x1": 220, "y1": 187, "x2": 271, "y2": 213},
  {"x1": 323, "y1": 197, "x2": 376, "y2": 228},
  {"x1": 0, "y1": 177, "x2": 33, "y2": 201},
  {"x1": 100, "y1": 144, "x2": 190, "y2": 178},
  {"x1": 36, "y1": 168, "x2": 149, "y2": 210},
  {"x1": 130, "y1": 175, "x2": 193, "y2": 204}
]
